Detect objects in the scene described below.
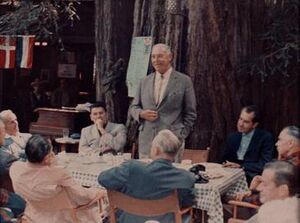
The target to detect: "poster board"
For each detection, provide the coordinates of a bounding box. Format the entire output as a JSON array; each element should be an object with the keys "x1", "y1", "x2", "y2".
[{"x1": 126, "y1": 37, "x2": 152, "y2": 97}]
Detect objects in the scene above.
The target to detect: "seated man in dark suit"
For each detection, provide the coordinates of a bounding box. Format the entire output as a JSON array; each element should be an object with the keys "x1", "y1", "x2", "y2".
[
  {"x1": 98, "y1": 129, "x2": 195, "y2": 223},
  {"x1": 222, "y1": 105, "x2": 274, "y2": 184}
]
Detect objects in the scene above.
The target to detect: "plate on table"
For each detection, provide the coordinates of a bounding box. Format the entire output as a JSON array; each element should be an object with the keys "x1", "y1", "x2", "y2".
[
  {"x1": 81, "y1": 156, "x2": 104, "y2": 164},
  {"x1": 173, "y1": 163, "x2": 193, "y2": 171},
  {"x1": 197, "y1": 162, "x2": 222, "y2": 169},
  {"x1": 202, "y1": 171, "x2": 225, "y2": 179}
]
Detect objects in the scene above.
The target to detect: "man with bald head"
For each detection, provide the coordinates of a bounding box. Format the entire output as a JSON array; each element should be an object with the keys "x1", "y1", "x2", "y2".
[{"x1": 130, "y1": 43, "x2": 197, "y2": 160}]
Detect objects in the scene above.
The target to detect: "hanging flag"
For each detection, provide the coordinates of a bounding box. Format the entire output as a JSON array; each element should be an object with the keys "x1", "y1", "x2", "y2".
[
  {"x1": 0, "y1": 35, "x2": 16, "y2": 69},
  {"x1": 16, "y1": 35, "x2": 35, "y2": 68}
]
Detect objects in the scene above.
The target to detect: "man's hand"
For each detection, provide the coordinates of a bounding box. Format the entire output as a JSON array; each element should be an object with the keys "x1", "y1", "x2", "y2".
[
  {"x1": 140, "y1": 109, "x2": 158, "y2": 122},
  {"x1": 223, "y1": 160, "x2": 241, "y2": 168},
  {"x1": 249, "y1": 175, "x2": 262, "y2": 190},
  {"x1": 95, "y1": 119, "x2": 104, "y2": 130},
  {"x1": 235, "y1": 190, "x2": 252, "y2": 201}
]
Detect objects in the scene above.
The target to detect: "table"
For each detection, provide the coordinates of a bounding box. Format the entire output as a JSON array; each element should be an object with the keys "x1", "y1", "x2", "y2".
[
  {"x1": 56, "y1": 154, "x2": 248, "y2": 223},
  {"x1": 55, "y1": 137, "x2": 80, "y2": 152}
]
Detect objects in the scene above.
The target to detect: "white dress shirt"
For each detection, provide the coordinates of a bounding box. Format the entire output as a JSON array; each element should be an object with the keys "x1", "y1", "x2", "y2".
[{"x1": 154, "y1": 67, "x2": 172, "y2": 105}]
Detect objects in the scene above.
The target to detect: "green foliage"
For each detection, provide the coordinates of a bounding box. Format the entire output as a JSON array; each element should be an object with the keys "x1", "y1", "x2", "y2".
[
  {"x1": 240, "y1": 0, "x2": 299, "y2": 82},
  {"x1": 0, "y1": 0, "x2": 80, "y2": 43}
]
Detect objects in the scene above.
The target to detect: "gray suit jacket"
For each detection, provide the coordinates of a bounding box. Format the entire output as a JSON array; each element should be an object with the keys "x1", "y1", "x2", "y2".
[
  {"x1": 79, "y1": 122, "x2": 127, "y2": 155},
  {"x1": 98, "y1": 159, "x2": 195, "y2": 223},
  {"x1": 130, "y1": 70, "x2": 197, "y2": 155}
]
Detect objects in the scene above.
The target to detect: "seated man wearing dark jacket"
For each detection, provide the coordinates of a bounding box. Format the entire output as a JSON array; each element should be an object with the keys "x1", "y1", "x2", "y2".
[
  {"x1": 222, "y1": 105, "x2": 274, "y2": 184},
  {"x1": 98, "y1": 129, "x2": 195, "y2": 223}
]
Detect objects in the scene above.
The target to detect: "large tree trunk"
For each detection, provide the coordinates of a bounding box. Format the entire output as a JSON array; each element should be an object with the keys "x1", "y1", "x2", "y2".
[
  {"x1": 95, "y1": 0, "x2": 135, "y2": 122},
  {"x1": 185, "y1": 0, "x2": 267, "y2": 160}
]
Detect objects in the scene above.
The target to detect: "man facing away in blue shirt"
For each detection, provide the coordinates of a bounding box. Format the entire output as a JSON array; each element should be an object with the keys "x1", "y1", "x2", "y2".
[{"x1": 98, "y1": 129, "x2": 195, "y2": 223}]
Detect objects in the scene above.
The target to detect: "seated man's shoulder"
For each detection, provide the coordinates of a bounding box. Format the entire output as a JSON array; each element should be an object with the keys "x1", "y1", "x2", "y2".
[
  {"x1": 19, "y1": 132, "x2": 32, "y2": 139},
  {"x1": 81, "y1": 124, "x2": 95, "y2": 133},
  {"x1": 176, "y1": 168, "x2": 196, "y2": 183},
  {"x1": 255, "y1": 128, "x2": 272, "y2": 138},
  {"x1": 227, "y1": 131, "x2": 241, "y2": 139},
  {"x1": 110, "y1": 122, "x2": 126, "y2": 128}
]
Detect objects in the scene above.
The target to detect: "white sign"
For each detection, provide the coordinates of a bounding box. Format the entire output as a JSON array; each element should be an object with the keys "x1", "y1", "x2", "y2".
[
  {"x1": 57, "y1": 64, "x2": 77, "y2": 78},
  {"x1": 126, "y1": 37, "x2": 152, "y2": 97}
]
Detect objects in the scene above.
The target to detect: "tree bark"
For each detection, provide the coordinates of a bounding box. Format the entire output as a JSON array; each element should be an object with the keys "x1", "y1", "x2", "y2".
[{"x1": 95, "y1": 0, "x2": 135, "y2": 122}]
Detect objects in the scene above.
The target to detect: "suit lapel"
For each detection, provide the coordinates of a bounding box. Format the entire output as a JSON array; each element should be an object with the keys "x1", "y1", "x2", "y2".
[
  {"x1": 157, "y1": 70, "x2": 178, "y2": 109},
  {"x1": 91, "y1": 124, "x2": 100, "y2": 138},
  {"x1": 105, "y1": 122, "x2": 113, "y2": 133},
  {"x1": 245, "y1": 129, "x2": 258, "y2": 154},
  {"x1": 148, "y1": 73, "x2": 156, "y2": 106}
]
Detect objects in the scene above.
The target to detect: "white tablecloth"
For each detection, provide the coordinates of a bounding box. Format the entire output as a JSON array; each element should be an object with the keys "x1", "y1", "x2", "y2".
[{"x1": 56, "y1": 153, "x2": 248, "y2": 223}]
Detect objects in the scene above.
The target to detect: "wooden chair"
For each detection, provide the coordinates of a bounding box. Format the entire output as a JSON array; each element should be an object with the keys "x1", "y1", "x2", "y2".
[
  {"x1": 227, "y1": 200, "x2": 259, "y2": 223},
  {"x1": 0, "y1": 173, "x2": 14, "y2": 192},
  {"x1": 131, "y1": 142, "x2": 138, "y2": 159},
  {"x1": 20, "y1": 190, "x2": 106, "y2": 223},
  {"x1": 182, "y1": 147, "x2": 210, "y2": 163},
  {"x1": 107, "y1": 190, "x2": 193, "y2": 223}
]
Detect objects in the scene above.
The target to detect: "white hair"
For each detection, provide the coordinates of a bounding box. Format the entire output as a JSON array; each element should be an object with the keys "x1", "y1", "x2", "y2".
[
  {"x1": 152, "y1": 43, "x2": 172, "y2": 55},
  {"x1": 0, "y1": 109, "x2": 15, "y2": 123},
  {"x1": 152, "y1": 129, "x2": 181, "y2": 156}
]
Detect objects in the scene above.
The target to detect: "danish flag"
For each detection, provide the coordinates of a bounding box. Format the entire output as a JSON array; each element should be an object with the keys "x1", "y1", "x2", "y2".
[{"x1": 0, "y1": 35, "x2": 16, "y2": 69}]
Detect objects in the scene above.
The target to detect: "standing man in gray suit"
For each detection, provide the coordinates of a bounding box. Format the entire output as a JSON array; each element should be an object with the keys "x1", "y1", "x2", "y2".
[
  {"x1": 130, "y1": 43, "x2": 197, "y2": 159},
  {"x1": 79, "y1": 102, "x2": 127, "y2": 155}
]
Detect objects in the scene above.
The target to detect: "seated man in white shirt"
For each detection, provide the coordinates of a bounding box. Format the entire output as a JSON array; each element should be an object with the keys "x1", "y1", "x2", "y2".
[
  {"x1": 229, "y1": 160, "x2": 299, "y2": 223},
  {"x1": 0, "y1": 110, "x2": 31, "y2": 158},
  {"x1": 79, "y1": 102, "x2": 127, "y2": 156}
]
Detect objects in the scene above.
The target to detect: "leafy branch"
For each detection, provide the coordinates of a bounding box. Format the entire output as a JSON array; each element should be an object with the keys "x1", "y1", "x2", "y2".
[
  {"x1": 0, "y1": 0, "x2": 80, "y2": 43},
  {"x1": 239, "y1": 0, "x2": 299, "y2": 82}
]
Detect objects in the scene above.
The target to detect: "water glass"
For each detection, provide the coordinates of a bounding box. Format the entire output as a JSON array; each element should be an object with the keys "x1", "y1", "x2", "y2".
[{"x1": 62, "y1": 128, "x2": 69, "y2": 139}]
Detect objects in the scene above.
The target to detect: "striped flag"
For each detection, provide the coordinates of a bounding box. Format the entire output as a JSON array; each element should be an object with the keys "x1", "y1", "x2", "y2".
[
  {"x1": 16, "y1": 35, "x2": 35, "y2": 68},
  {"x1": 0, "y1": 35, "x2": 16, "y2": 69}
]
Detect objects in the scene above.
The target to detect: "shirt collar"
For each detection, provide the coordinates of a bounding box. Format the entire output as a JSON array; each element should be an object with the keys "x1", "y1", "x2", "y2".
[
  {"x1": 242, "y1": 128, "x2": 255, "y2": 137},
  {"x1": 155, "y1": 67, "x2": 172, "y2": 79}
]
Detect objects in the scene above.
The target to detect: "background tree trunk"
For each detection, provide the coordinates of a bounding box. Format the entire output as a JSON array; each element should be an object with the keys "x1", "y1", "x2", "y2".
[{"x1": 95, "y1": 0, "x2": 135, "y2": 122}]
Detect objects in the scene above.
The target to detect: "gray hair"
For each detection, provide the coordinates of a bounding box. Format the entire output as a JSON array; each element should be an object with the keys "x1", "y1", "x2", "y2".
[
  {"x1": 152, "y1": 43, "x2": 172, "y2": 55},
  {"x1": 152, "y1": 129, "x2": 181, "y2": 156},
  {"x1": 0, "y1": 109, "x2": 14, "y2": 123},
  {"x1": 283, "y1": 126, "x2": 300, "y2": 142},
  {"x1": 264, "y1": 160, "x2": 298, "y2": 196}
]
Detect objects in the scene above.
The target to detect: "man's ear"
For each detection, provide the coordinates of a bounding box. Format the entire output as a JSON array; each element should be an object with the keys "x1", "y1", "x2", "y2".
[
  {"x1": 278, "y1": 184, "x2": 289, "y2": 198},
  {"x1": 168, "y1": 53, "x2": 173, "y2": 62},
  {"x1": 153, "y1": 147, "x2": 160, "y2": 156},
  {"x1": 253, "y1": 122, "x2": 259, "y2": 128}
]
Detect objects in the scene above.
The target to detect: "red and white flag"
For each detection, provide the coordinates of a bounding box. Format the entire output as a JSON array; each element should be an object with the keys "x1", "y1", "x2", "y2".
[
  {"x1": 0, "y1": 35, "x2": 16, "y2": 69},
  {"x1": 16, "y1": 35, "x2": 35, "y2": 68}
]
